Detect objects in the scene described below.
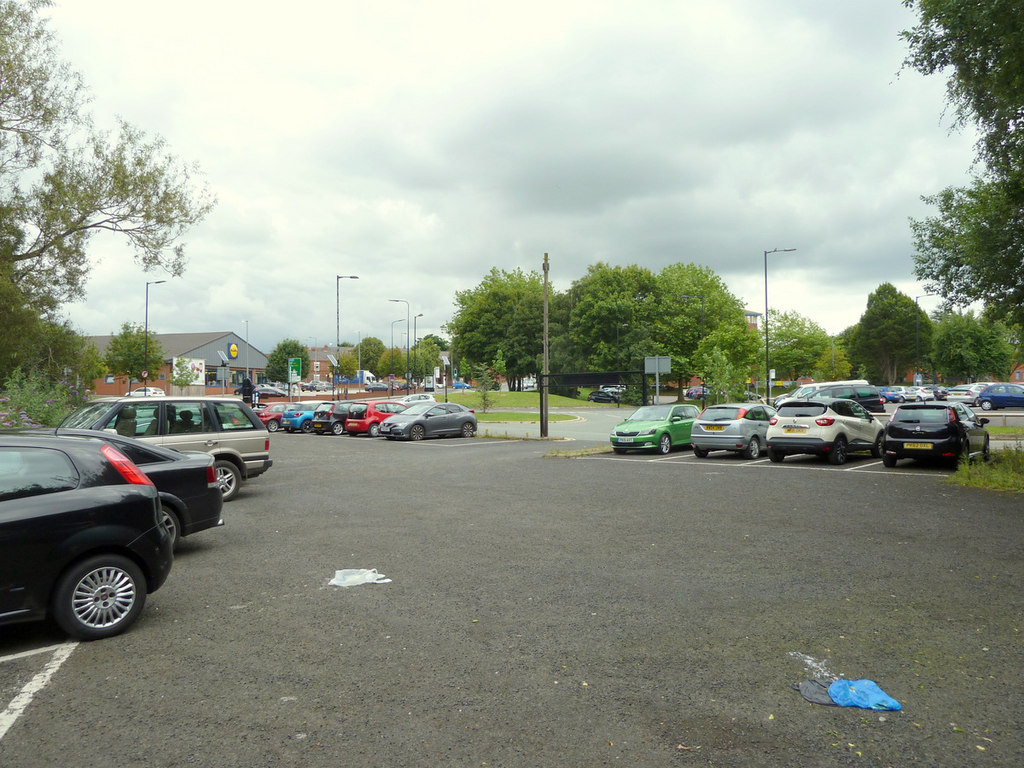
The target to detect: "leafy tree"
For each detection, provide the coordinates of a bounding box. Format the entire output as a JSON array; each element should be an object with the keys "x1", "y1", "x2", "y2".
[
  {"x1": 902, "y1": 1, "x2": 1024, "y2": 329},
  {"x1": 446, "y1": 267, "x2": 544, "y2": 389},
  {"x1": 566, "y1": 263, "x2": 661, "y2": 372},
  {"x1": 765, "y1": 310, "x2": 830, "y2": 383},
  {"x1": 848, "y1": 284, "x2": 929, "y2": 384},
  {"x1": 693, "y1": 322, "x2": 760, "y2": 400},
  {"x1": 378, "y1": 347, "x2": 404, "y2": 379},
  {"x1": 169, "y1": 357, "x2": 198, "y2": 389},
  {"x1": 421, "y1": 332, "x2": 449, "y2": 350},
  {"x1": 811, "y1": 340, "x2": 853, "y2": 382},
  {"x1": 410, "y1": 338, "x2": 441, "y2": 382},
  {"x1": 654, "y1": 263, "x2": 753, "y2": 399},
  {"x1": 335, "y1": 353, "x2": 357, "y2": 381},
  {"x1": 930, "y1": 310, "x2": 1014, "y2": 381},
  {"x1": 0, "y1": 0, "x2": 214, "y2": 313},
  {"x1": 103, "y1": 322, "x2": 164, "y2": 387},
  {"x1": 265, "y1": 339, "x2": 309, "y2": 385},
  {"x1": 354, "y1": 336, "x2": 384, "y2": 375}
]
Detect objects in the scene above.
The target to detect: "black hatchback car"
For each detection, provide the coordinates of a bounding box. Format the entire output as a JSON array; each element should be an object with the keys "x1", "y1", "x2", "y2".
[
  {"x1": 0, "y1": 434, "x2": 173, "y2": 639},
  {"x1": 881, "y1": 402, "x2": 990, "y2": 468}
]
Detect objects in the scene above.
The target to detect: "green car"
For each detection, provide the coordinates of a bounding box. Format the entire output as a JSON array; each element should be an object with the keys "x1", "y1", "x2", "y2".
[{"x1": 609, "y1": 403, "x2": 700, "y2": 455}]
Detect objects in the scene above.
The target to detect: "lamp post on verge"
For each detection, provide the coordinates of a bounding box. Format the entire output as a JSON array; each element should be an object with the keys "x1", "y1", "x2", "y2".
[
  {"x1": 143, "y1": 280, "x2": 166, "y2": 395},
  {"x1": 680, "y1": 294, "x2": 706, "y2": 409},
  {"x1": 915, "y1": 293, "x2": 933, "y2": 385},
  {"x1": 336, "y1": 275, "x2": 359, "y2": 398},
  {"x1": 390, "y1": 318, "x2": 406, "y2": 396},
  {"x1": 764, "y1": 248, "x2": 796, "y2": 401},
  {"x1": 413, "y1": 313, "x2": 423, "y2": 389},
  {"x1": 389, "y1": 299, "x2": 410, "y2": 393}
]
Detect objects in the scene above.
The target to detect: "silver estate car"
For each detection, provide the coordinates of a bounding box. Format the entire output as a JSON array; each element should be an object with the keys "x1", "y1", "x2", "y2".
[{"x1": 691, "y1": 403, "x2": 777, "y2": 459}]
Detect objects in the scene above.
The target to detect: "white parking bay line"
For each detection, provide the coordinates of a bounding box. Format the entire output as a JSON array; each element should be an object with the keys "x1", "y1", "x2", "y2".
[{"x1": 0, "y1": 642, "x2": 77, "y2": 742}]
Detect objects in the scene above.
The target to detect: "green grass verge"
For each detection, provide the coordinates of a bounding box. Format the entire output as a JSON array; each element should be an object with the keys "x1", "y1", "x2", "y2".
[
  {"x1": 475, "y1": 412, "x2": 576, "y2": 423},
  {"x1": 946, "y1": 445, "x2": 1024, "y2": 493}
]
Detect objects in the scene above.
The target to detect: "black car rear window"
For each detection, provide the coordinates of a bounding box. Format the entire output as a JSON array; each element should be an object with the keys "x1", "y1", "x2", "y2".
[{"x1": 892, "y1": 407, "x2": 949, "y2": 424}]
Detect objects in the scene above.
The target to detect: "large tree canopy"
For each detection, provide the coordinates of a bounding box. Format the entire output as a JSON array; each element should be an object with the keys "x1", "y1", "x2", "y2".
[
  {"x1": 0, "y1": 0, "x2": 214, "y2": 316},
  {"x1": 902, "y1": 1, "x2": 1024, "y2": 330},
  {"x1": 849, "y1": 283, "x2": 928, "y2": 384}
]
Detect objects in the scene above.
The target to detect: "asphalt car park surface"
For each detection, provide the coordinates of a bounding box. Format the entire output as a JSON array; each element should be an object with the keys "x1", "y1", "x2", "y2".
[{"x1": 1, "y1": 428, "x2": 1022, "y2": 767}]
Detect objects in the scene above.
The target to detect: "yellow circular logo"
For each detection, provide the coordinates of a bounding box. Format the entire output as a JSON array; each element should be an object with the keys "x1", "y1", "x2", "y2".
[{"x1": 228, "y1": 343, "x2": 239, "y2": 359}]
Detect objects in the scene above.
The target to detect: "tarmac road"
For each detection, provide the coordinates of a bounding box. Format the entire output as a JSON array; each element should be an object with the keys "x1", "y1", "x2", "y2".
[{"x1": 1, "y1": 431, "x2": 1021, "y2": 767}]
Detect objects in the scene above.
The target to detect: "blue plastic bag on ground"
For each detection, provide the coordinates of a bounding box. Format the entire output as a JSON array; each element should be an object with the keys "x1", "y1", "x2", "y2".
[{"x1": 828, "y1": 679, "x2": 901, "y2": 710}]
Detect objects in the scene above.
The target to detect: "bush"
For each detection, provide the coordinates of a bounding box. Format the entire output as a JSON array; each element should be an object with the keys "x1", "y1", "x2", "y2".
[{"x1": 0, "y1": 369, "x2": 88, "y2": 428}]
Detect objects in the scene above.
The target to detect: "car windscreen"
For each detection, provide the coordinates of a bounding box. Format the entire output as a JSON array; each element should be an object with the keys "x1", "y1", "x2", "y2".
[
  {"x1": 627, "y1": 405, "x2": 672, "y2": 421},
  {"x1": 59, "y1": 402, "x2": 115, "y2": 428},
  {"x1": 700, "y1": 406, "x2": 742, "y2": 421},
  {"x1": 776, "y1": 403, "x2": 827, "y2": 418}
]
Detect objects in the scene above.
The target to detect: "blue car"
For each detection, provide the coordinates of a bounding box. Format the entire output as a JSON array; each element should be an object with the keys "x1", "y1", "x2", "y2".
[
  {"x1": 977, "y1": 383, "x2": 1024, "y2": 411},
  {"x1": 280, "y1": 401, "x2": 329, "y2": 433},
  {"x1": 880, "y1": 387, "x2": 906, "y2": 403}
]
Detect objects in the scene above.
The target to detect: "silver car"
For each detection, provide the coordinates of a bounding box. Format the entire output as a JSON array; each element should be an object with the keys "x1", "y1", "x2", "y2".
[{"x1": 691, "y1": 403, "x2": 777, "y2": 459}]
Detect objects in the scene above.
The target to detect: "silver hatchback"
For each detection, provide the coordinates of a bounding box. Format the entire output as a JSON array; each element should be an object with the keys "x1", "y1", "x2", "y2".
[{"x1": 691, "y1": 403, "x2": 777, "y2": 459}]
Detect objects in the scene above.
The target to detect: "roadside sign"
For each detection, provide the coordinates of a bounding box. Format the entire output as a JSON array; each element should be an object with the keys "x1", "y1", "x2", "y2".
[{"x1": 288, "y1": 357, "x2": 301, "y2": 383}]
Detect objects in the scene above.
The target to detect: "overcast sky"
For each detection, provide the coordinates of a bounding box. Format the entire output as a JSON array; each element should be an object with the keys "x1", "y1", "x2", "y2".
[{"x1": 45, "y1": 0, "x2": 974, "y2": 355}]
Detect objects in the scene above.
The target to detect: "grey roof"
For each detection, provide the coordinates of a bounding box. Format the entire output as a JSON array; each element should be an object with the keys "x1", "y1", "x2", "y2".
[{"x1": 87, "y1": 332, "x2": 268, "y2": 368}]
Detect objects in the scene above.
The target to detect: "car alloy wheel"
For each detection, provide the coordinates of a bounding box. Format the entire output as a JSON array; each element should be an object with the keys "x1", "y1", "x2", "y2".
[
  {"x1": 828, "y1": 435, "x2": 848, "y2": 465},
  {"x1": 460, "y1": 422, "x2": 475, "y2": 438},
  {"x1": 300, "y1": 420, "x2": 314, "y2": 433},
  {"x1": 332, "y1": 421, "x2": 345, "y2": 435},
  {"x1": 159, "y1": 504, "x2": 181, "y2": 550},
  {"x1": 657, "y1": 433, "x2": 671, "y2": 455},
  {"x1": 52, "y1": 555, "x2": 146, "y2": 640},
  {"x1": 215, "y1": 460, "x2": 241, "y2": 501},
  {"x1": 743, "y1": 437, "x2": 761, "y2": 460},
  {"x1": 368, "y1": 423, "x2": 381, "y2": 437},
  {"x1": 980, "y1": 400, "x2": 993, "y2": 411},
  {"x1": 410, "y1": 424, "x2": 426, "y2": 441},
  {"x1": 266, "y1": 419, "x2": 280, "y2": 432}
]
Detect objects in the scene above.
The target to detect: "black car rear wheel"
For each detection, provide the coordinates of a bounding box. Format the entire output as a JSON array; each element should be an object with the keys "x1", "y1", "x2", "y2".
[
  {"x1": 332, "y1": 421, "x2": 345, "y2": 436},
  {"x1": 52, "y1": 555, "x2": 147, "y2": 640},
  {"x1": 159, "y1": 504, "x2": 181, "y2": 550},
  {"x1": 300, "y1": 420, "x2": 314, "y2": 433},
  {"x1": 882, "y1": 453, "x2": 898, "y2": 468}
]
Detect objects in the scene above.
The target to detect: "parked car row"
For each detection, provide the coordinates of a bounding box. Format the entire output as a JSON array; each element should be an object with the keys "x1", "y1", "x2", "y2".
[{"x1": 608, "y1": 396, "x2": 993, "y2": 469}]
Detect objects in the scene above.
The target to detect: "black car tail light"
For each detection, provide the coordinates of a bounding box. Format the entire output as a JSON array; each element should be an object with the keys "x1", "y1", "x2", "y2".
[{"x1": 101, "y1": 443, "x2": 155, "y2": 486}]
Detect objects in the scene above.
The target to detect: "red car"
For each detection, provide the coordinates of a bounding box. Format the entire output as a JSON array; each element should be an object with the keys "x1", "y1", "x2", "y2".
[
  {"x1": 344, "y1": 401, "x2": 408, "y2": 437},
  {"x1": 257, "y1": 402, "x2": 299, "y2": 432}
]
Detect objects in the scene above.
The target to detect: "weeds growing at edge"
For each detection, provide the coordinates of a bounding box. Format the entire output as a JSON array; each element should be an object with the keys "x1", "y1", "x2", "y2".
[{"x1": 947, "y1": 445, "x2": 1024, "y2": 493}]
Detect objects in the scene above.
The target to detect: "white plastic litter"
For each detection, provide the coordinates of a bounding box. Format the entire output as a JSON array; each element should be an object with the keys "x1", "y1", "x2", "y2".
[{"x1": 329, "y1": 568, "x2": 392, "y2": 587}]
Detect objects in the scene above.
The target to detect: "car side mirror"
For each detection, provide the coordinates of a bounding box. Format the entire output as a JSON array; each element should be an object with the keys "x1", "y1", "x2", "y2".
[{"x1": 979, "y1": 417, "x2": 989, "y2": 425}]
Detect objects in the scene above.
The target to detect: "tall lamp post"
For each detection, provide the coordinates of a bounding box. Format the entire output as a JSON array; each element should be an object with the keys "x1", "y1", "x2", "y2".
[
  {"x1": 336, "y1": 275, "x2": 359, "y2": 396},
  {"x1": 390, "y1": 317, "x2": 406, "y2": 396},
  {"x1": 143, "y1": 279, "x2": 166, "y2": 395},
  {"x1": 242, "y1": 319, "x2": 250, "y2": 382},
  {"x1": 680, "y1": 294, "x2": 706, "y2": 408},
  {"x1": 413, "y1": 313, "x2": 423, "y2": 389},
  {"x1": 389, "y1": 298, "x2": 410, "y2": 393},
  {"x1": 915, "y1": 293, "x2": 933, "y2": 385},
  {"x1": 763, "y1": 247, "x2": 796, "y2": 400}
]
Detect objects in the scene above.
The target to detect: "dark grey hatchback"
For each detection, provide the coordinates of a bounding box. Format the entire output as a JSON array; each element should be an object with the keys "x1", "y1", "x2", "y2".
[{"x1": 0, "y1": 434, "x2": 173, "y2": 639}]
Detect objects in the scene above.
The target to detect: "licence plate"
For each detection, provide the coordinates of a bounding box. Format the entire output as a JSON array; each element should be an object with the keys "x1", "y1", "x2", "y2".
[
  {"x1": 312, "y1": 422, "x2": 324, "y2": 429},
  {"x1": 617, "y1": 437, "x2": 634, "y2": 444},
  {"x1": 904, "y1": 442, "x2": 930, "y2": 450},
  {"x1": 704, "y1": 425, "x2": 724, "y2": 431},
  {"x1": 783, "y1": 427, "x2": 807, "y2": 434}
]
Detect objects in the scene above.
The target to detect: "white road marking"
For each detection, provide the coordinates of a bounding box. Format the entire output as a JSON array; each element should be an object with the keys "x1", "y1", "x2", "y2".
[{"x1": 0, "y1": 642, "x2": 77, "y2": 742}]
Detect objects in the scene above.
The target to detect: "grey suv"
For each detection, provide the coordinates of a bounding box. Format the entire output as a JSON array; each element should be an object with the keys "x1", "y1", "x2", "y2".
[{"x1": 59, "y1": 396, "x2": 272, "y2": 501}]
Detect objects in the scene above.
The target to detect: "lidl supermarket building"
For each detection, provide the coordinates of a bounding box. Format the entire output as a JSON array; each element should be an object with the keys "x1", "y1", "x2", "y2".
[{"x1": 88, "y1": 331, "x2": 268, "y2": 396}]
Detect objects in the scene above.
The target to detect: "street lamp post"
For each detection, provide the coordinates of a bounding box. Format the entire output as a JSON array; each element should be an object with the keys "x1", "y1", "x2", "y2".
[
  {"x1": 413, "y1": 313, "x2": 423, "y2": 389},
  {"x1": 915, "y1": 293, "x2": 933, "y2": 385},
  {"x1": 680, "y1": 294, "x2": 706, "y2": 409},
  {"x1": 390, "y1": 317, "x2": 406, "y2": 396},
  {"x1": 389, "y1": 299, "x2": 410, "y2": 393},
  {"x1": 763, "y1": 247, "x2": 796, "y2": 400},
  {"x1": 242, "y1": 320, "x2": 250, "y2": 382},
  {"x1": 143, "y1": 279, "x2": 166, "y2": 395},
  {"x1": 336, "y1": 275, "x2": 359, "y2": 398}
]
